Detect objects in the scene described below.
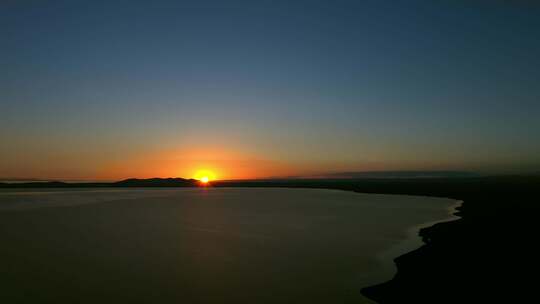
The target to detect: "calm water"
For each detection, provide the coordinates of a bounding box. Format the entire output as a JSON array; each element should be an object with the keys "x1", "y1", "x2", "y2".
[{"x1": 0, "y1": 188, "x2": 457, "y2": 303}]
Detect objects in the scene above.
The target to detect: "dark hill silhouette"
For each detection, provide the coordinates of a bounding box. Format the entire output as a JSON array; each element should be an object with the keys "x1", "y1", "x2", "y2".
[
  {"x1": 113, "y1": 178, "x2": 199, "y2": 187},
  {"x1": 0, "y1": 178, "x2": 199, "y2": 188}
]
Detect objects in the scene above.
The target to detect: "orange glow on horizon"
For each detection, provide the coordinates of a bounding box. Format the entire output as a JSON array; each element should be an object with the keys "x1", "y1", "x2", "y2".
[
  {"x1": 97, "y1": 146, "x2": 329, "y2": 181},
  {"x1": 193, "y1": 169, "x2": 216, "y2": 182}
]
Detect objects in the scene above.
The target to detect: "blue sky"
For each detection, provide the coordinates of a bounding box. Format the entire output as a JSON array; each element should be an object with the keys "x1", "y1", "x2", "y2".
[{"x1": 1, "y1": 0, "x2": 539, "y2": 179}]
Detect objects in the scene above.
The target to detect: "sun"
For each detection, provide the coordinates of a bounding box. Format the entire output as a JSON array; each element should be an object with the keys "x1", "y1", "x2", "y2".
[{"x1": 193, "y1": 169, "x2": 216, "y2": 184}]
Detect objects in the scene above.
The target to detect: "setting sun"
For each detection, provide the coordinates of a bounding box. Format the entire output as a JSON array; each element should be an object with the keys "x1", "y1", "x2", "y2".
[{"x1": 193, "y1": 169, "x2": 216, "y2": 183}]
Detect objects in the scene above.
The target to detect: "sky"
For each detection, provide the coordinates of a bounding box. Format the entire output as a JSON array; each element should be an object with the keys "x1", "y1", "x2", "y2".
[{"x1": 1, "y1": 0, "x2": 540, "y2": 180}]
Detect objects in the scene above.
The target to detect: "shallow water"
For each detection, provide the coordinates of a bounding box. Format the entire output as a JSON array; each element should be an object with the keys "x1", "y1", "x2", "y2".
[{"x1": 0, "y1": 188, "x2": 457, "y2": 303}]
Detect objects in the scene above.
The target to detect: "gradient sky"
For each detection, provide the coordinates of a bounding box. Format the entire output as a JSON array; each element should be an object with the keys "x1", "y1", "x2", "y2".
[{"x1": 2, "y1": 0, "x2": 540, "y2": 180}]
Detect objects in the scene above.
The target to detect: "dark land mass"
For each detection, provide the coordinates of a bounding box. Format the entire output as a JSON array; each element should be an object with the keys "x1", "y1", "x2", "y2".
[
  {"x1": 0, "y1": 177, "x2": 199, "y2": 188},
  {"x1": 318, "y1": 170, "x2": 480, "y2": 179},
  {"x1": 214, "y1": 176, "x2": 540, "y2": 303},
  {"x1": 2, "y1": 175, "x2": 540, "y2": 303}
]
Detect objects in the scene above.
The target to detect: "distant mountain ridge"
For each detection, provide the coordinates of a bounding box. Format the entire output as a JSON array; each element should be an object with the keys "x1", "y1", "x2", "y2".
[
  {"x1": 113, "y1": 178, "x2": 199, "y2": 187},
  {"x1": 0, "y1": 178, "x2": 200, "y2": 188},
  {"x1": 319, "y1": 171, "x2": 480, "y2": 179},
  {"x1": 1, "y1": 173, "x2": 534, "y2": 189}
]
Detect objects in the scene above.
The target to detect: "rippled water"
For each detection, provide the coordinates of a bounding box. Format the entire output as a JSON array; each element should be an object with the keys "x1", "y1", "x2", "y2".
[{"x1": 0, "y1": 188, "x2": 457, "y2": 303}]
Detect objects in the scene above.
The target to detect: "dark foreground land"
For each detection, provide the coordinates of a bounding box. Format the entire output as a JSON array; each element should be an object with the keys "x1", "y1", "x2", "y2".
[
  {"x1": 2, "y1": 175, "x2": 540, "y2": 303},
  {"x1": 215, "y1": 176, "x2": 540, "y2": 303}
]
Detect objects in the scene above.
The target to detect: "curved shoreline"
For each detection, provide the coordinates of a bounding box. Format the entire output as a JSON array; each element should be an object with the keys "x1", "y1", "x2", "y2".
[
  {"x1": 3, "y1": 176, "x2": 538, "y2": 303},
  {"x1": 1, "y1": 186, "x2": 463, "y2": 303},
  {"x1": 368, "y1": 199, "x2": 462, "y2": 288}
]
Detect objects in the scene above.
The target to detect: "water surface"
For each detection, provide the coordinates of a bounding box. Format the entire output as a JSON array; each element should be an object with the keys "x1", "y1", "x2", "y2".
[{"x1": 0, "y1": 188, "x2": 457, "y2": 303}]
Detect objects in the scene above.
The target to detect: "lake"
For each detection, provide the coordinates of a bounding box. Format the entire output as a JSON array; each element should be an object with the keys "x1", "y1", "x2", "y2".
[{"x1": 0, "y1": 188, "x2": 458, "y2": 303}]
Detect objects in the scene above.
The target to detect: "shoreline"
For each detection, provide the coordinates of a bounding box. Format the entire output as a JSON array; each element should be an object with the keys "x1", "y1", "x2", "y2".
[
  {"x1": 370, "y1": 199, "x2": 462, "y2": 289},
  {"x1": 1, "y1": 184, "x2": 464, "y2": 304},
  {"x1": 0, "y1": 186, "x2": 457, "y2": 304},
  {"x1": 2, "y1": 176, "x2": 539, "y2": 303}
]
